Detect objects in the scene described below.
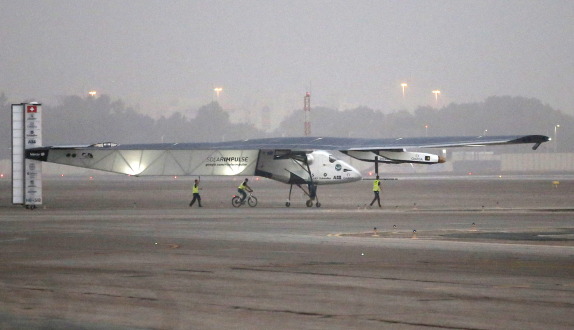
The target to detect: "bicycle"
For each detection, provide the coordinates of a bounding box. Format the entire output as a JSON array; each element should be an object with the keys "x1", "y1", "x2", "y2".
[{"x1": 232, "y1": 192, "x2": 258, "y2": 207}]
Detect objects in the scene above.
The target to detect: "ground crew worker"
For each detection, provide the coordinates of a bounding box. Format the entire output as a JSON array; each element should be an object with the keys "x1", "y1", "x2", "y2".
[
  {"x1": 189, "y1": 178, "x2": 202, "y2": 207},
  {"x1": 369, "y1": 175, "x2": 382, "y2": 208},
  {"x1": 238, "y1": 178, "x2": 253, "y2": 204}
]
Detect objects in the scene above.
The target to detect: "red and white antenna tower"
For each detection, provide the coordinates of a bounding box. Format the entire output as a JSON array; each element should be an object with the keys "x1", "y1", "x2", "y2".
[{"x1": 304, "y1": 92, "x2": 311, "y2": 136}]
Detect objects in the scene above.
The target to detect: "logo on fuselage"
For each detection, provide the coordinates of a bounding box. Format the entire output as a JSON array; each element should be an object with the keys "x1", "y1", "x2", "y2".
[
  {"x1": 206, "y1": 156, "x2": 249, "y2": 163},
  {"x1": 205, "y1": 156, "x2": 250, "y2": 167}
]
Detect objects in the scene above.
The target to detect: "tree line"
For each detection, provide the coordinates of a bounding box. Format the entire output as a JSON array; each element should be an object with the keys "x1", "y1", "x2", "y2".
[{"x1": 1, "y1": 93, "x2": 571, "y2": 161}]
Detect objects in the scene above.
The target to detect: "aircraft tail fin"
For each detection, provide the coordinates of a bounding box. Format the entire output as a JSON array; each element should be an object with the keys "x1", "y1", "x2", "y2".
[{"x1": 12, "y1": 103, "x2": 43, "y2": 208}]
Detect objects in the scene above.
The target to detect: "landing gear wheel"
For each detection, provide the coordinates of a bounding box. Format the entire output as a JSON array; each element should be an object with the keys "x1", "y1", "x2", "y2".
[
  {"x1": 306, "y1": 200, "x2": 313, "y2": 207},
  {"x1": 285, "y1": 202, "x2": 291, "y2": 207},
  {"x1": 316, "y1": 202, "x2": 321, "y2": 208}
]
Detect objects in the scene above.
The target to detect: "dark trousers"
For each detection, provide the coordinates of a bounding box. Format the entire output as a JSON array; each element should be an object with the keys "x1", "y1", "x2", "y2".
[
  {"x1": 238, "y1": 189, "x2": 247, "y2": 202},
  {"x1": 370, "y1": 191, "x2": 381, "y2": 207},
  {"x1": 189, "y1": 193, "x2": 202, "y2": 207}
]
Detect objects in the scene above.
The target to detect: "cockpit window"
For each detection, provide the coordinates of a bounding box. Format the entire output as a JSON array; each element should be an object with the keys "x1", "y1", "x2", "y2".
[
  {"x1": 328, "y1": 155, "x2": 337, "y2": 163},
  {"x1": 90, "y1": 142, "x2": 118, "y2": 148}
]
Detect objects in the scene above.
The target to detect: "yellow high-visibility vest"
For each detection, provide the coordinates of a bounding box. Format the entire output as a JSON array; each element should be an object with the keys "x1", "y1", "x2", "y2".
[
  {"x1": 193, "y1": 184, "x2": 199, "y2": 194},
  {"x1": 238, "y1": 182, "x2": 246, "y2": 190},
  {"x1": 373, "y1": 179, "x2": 381, "y2": 192}
]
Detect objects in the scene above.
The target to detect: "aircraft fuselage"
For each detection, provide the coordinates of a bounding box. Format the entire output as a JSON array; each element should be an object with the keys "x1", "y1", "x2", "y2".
[
  {"x1": 255, "y1": 150, "x2": 362, "y2": 185},
  {"x1": 26, "y1": 147, "x2": 362, "y2": 185}
]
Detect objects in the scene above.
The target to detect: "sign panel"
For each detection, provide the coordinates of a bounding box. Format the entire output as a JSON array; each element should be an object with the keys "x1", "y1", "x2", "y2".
[
  {"x1": 25, "y1": 104, "x2": 42, "y2": 148},
  {"x1": 24, "y1": 160, "x2": 42, "y2": 205},
  {"x1": 24, "y1": 103, "x2": 42, "y2": 206},
  {"x1": 12, "y1": 104, "x2": 24, "y2": 204}
]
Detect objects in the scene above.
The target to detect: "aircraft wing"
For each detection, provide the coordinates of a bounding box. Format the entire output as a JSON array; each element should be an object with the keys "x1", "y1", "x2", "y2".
[
  {"x1": 331, "y1": 134, "x2": 550, "y2": 164},
  {"x1": 127, "y1": 134, "x2": 547, "y2": 150},
  {"x1": 338, "y1": 134, "x2": 549, "y2": 150},
  {"x1": 26, "y1": 134, "x2": 549, "y2": 175},
  {"x1": 33, "y1": 134, "x2": 546, "y2": 151}
]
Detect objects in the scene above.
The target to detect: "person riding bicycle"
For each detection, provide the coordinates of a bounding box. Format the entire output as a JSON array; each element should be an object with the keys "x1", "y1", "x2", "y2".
[{"x1": 237, "y1": 178, "x2": 253, "y2": 204}]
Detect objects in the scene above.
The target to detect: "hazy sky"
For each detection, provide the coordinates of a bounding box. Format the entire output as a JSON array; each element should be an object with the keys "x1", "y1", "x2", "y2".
[{"x1": 1, "y1": 0, "x2": 573, "y2": 123}]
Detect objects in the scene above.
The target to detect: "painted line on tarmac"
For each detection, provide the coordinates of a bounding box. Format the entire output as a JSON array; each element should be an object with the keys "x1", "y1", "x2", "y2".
[{"x1": 0, "y1": 237, "x2": 28, "y2": 243}]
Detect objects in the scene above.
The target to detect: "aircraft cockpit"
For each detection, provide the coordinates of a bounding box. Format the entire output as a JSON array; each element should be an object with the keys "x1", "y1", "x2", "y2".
[{"x1": 89, "y1": 142, "x2": 119, "y2": 148}]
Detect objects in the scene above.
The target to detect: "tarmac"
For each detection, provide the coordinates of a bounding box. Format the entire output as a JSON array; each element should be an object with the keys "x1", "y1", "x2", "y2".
[{"x1": 1, "y1": 175, "x2": 573, "y2": 329}]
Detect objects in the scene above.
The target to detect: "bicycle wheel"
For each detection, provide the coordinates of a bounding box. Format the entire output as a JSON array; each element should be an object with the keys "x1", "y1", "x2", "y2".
[
  {"x1": 231, "y1": 196, "x2": 242, "y2": 208},
  {"x1": 248, "y1": 196, "x2": 258, "y2": 207}
]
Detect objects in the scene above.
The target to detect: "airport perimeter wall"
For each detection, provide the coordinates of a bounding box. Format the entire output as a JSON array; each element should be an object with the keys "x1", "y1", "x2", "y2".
[
  {"x1": 501, "y1": 153, "x2": 574, "y2": 172},
  {"x1": 361, "y1": 152, "x2": 574, "y2": 175},
  {"x1": 450, "y1": 152, "x2": 574, "y2": 173}
]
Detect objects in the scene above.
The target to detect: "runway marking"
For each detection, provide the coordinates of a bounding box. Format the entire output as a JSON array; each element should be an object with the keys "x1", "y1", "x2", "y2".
[
  {"x1": 0, "y1": 237, "x2": 28, "y2": 243},
  {"x1": 230, "y1": 305, "x2": 487, "y2": 329},
  {"x1": 330, "y1": 231, "x2": 435, "y2": 240},
  {"x1": 154, "y1": 242, "x2": 180, "y2": 249},
  {"x1": 81, "y1": 291, "x2": 158, "y2": 301},
  {"x1": 326, "y1": 228, "x2": 574, "y2": 246},
  {"x1": 494, "y1": 284, "x2": 532, "y2": 289},
  {"x1": 173, "y1": 269, "x2": 214, "y2": 273}
]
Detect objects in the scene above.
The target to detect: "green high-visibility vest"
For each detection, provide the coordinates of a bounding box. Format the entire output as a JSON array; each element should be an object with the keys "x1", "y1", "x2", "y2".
[{"x1": 373, "y1": 179, "x2": 381, "y2": 192}]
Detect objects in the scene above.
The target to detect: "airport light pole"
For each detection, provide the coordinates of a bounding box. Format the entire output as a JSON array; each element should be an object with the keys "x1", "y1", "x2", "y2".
[
  {"x1": 554, "y1": 124, "x2": 560, "y2": 152},
  {"x1": 401, "y1": 83, "x2": 408, "y2": 100},
  {"x1": 213, "y1": 87, "x2": 223, "y2": 101},
  {"x1": 432, "y1": 90, "x2": 441, "y2": 107}
]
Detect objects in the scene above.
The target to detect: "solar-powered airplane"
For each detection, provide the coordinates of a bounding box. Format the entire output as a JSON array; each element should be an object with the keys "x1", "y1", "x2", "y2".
[{"x1": 25, "y1": 135, "x2": 549, "y2": 207}]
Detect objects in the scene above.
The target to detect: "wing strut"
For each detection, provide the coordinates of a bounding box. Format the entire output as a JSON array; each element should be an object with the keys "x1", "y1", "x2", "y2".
[{"x1": 304, "y1": 156, "x2": 320, "y2": 207}]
